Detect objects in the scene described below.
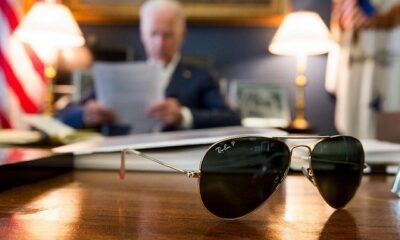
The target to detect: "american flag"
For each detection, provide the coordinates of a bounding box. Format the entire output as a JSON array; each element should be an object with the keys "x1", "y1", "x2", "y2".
[{"x1": 0, "y1": 0, "x2": 46, "y2": 129}]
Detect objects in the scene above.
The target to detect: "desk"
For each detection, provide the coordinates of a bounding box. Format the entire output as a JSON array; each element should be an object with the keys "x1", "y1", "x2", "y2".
[{"x1": 0, "y1": 171, "x2": 398, "y2": 239}]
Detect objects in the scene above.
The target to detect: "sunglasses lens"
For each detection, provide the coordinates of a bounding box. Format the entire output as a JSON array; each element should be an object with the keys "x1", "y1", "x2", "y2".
[
  {"x1": 199, "y1": 137, "x2": 290, "y2": 219},
  {"x1": 311, "y1": 136, "x2": 364, "y2": 208}
]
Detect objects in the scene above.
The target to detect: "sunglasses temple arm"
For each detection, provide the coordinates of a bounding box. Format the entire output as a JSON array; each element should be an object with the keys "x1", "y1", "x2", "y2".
[{"x1": 120, "y1": 148, "x2": 200, "y2": 179}]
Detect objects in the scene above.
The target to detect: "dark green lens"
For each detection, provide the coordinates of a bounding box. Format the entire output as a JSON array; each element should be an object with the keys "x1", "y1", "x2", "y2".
[
  {"x1": 199, "y1": 137, "x2": 290, "y2": 219},
  {"x1": 311, "y1": 136, "x2": 364, "y2": 209}
]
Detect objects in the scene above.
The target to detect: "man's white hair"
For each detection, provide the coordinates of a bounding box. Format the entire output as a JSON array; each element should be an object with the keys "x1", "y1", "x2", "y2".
[{"x1": 140, "y1": 0, "x2": 186, "y2": 29}]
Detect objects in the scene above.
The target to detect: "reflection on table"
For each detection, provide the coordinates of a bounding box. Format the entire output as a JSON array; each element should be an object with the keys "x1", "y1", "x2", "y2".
[{"x1": 0, "y1": 171, "x2": 398, "y2": 239}]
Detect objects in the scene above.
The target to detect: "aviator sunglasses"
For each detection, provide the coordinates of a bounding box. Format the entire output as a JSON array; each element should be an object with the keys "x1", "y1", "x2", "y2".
[{"x1": 120, "y1": 135, "x2": 365, "y2": 219}]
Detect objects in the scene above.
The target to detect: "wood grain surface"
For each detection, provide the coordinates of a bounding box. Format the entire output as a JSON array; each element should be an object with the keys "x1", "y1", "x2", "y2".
[{"x1": 0, "y1": 171, "x2": 399, "y2": 239}]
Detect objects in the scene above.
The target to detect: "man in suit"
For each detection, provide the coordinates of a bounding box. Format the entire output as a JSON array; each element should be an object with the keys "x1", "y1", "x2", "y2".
[{"x1": 58, "y1": 0, "x2": 240, "y2": 135}]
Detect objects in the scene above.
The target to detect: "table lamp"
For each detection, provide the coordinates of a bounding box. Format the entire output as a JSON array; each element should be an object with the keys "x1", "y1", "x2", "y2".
[
  {"x1": 14, "y1": 0, "x2": 85, "y2": 116},
  {"x1": 269, "y1": 11, "x2": 333, "y2": 131}
]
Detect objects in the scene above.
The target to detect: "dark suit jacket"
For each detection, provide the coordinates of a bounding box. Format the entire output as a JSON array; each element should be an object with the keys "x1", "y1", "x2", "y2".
[{"x1": 57, "y1": 61, "x2": 241, "y2": 135}]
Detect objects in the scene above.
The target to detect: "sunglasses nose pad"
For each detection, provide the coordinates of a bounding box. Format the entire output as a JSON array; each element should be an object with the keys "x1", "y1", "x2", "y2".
[{"x1": 301, "y1": 166, "x2": 316, "y2": 185}]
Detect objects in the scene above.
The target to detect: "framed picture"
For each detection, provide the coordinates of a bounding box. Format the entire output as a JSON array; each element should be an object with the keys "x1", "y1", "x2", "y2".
[
  {"x1": 229, "y1": 80, "x2": 291, "y2": 128},
  {"x1": 24, "y1": 0, "x2": 290, "y2": 25}
]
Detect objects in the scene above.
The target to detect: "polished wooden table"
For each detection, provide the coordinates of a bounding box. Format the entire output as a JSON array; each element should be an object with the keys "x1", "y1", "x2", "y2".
[{"x1": 0, "y1": 171, "x2": 399, "y2": 239}]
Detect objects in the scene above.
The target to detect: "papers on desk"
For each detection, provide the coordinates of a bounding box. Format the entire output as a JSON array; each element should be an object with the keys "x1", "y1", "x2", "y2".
[
  {"x1": 54, "y1": 126, "x2": 287, "y2": 154},
  {"x1": 357, "y1": 139, "x2": 400, "y2": 174},
  {"x1": 53, "y1": 126, "x2": 288, "y2": 171},
  {"x1": 0, "y1": 115, "x2": 101, "y2": 146},
  {"x1": 53, "y1": 128, "x2": 400, "y2": 173},
  {"x1": 362, "y1": 139, "x2": 400, "y2": 165},
  {"x1": 93, "y1": 62, "x2": 163, "y2": 134},
  {"x1": 76, "y1": 145, "x2": 208, "y2": 171}
]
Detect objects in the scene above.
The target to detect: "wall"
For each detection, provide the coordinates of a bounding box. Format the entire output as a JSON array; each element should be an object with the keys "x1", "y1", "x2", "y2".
[{"x1": 80, "y1": 0, "x2": 336, "y2": 134}]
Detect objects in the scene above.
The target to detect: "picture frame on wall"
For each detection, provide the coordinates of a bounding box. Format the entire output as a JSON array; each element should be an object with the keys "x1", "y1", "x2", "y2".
[
  {"x1": 23, "y1": 0, "x2": 290, "y2": 25},
  {"x1": 229, "y1": 80, "x2": 291, "y2": 128}
]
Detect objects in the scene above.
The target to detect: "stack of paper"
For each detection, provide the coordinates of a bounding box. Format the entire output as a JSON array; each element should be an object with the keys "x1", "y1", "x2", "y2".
[
  {"x1": 53, "y1": 126, "x2": 288, "y2": 171},
  {"x1": 53, "y1": 126, "x2": 287, "y2": 154},
  {"x1": 75, "y1": 145, "x2": 208, "y2": 171},
  {"x1": 53, "y1": 129, "x2": 400, "y2": 173}
]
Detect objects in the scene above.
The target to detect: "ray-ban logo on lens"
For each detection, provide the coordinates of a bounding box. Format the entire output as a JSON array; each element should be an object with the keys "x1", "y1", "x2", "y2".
[{"x1": 215, "y1": 141, "x2": 235, "y2": 154}]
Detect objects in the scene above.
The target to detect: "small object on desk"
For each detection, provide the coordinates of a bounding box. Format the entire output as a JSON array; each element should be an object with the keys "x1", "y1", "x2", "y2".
[
  {"x1": 23, "y1": 114, "x2": 102, "y2": 144},
  {"x1": 391, "y1": 167, "x2": 400, "y2": 197},
  {"x1": 0, "y1": 148, "x2": 73, "y2": 191},
  {"x1": 0, "y1": 129, "x2": 45, "y2": 145}
]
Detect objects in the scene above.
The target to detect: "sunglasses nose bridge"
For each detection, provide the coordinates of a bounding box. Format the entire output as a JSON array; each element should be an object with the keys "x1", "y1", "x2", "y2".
[
  {"x1": 289, "y1": 145, "x2": 312, "y2": 157},
  {"x1": 290, "y1": 145, "x2": 316, "y2": 185}
]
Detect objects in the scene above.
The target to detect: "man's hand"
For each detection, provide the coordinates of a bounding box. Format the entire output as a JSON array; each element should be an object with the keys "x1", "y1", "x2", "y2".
[
  {"x1": 83, "y1": 100, "x2": 115, "y2": 128},
  {"x1": 147, "y1": 98, "x2": 183, "y2": 127}
]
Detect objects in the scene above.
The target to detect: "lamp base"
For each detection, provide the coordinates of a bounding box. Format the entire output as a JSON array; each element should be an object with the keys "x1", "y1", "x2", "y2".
[
  {"x1": 291, "y1": 118, "x2": 309, "y2": 130},
  {"x1": 286, "y1": 118, "x2": 313, "y2": 134}
]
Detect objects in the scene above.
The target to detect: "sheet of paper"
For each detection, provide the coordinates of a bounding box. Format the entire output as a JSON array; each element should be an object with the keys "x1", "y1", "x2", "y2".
[{"x1": 92, "y1": 62, "x2": 163, "y2": 134}]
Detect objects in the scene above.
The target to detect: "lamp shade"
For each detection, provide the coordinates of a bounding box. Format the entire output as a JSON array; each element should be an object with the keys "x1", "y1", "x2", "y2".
[
  {"x1": 269, "y1": 11, "x2": 333, "y2": 56},
  {"x1": 14, "y1": 2, "x2": 84, "y2": 49}
]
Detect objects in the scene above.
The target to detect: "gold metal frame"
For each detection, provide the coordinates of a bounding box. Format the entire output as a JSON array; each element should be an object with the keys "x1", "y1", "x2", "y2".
[
  {"x1": 121, "y1": 148, "x2": 201, "y2": 179},
  {"x1": 120, "y1": 135, "x2": 331, "y2": 178},
  {"x1": 24, "y1": 0, "x2": 290, "y2": 25}
]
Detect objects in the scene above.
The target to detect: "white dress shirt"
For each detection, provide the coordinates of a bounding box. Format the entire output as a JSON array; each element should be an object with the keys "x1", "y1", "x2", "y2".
[{"x1": 149, "y1": 54, "x2": 193, "y2": 129}]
